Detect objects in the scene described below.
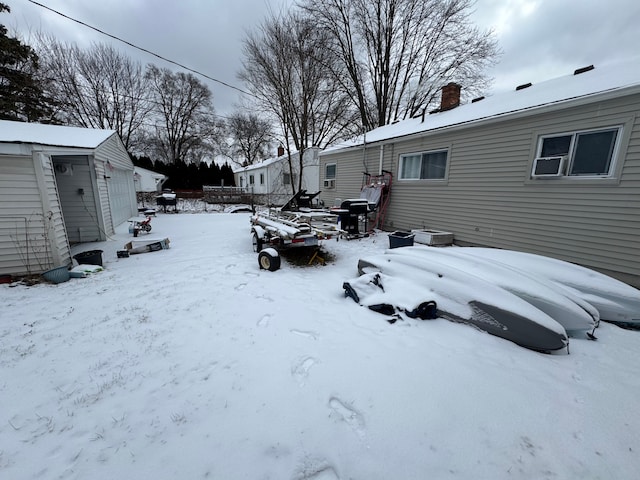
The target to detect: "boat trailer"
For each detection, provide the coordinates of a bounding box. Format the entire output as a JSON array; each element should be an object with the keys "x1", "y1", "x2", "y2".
[{"x1": 250, "y1": 190, "x2": 343, "y2": 270}]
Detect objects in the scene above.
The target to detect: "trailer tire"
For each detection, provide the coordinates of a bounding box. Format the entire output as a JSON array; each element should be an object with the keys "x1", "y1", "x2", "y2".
[
  {"x1": 252, "y1": 232, "x2": 263, "y2": 252},
  {"x1": 258, "y1": 249, "x2": 281, "y2": 271}
]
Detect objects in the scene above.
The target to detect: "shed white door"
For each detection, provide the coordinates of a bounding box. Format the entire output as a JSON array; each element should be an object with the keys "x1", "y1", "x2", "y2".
[{"x1": 107, "y1": 168, "x2": 136, "y2": 227}]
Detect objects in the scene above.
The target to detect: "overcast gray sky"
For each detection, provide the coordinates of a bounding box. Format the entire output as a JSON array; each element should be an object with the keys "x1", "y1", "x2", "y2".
[{"x1": 6, "y1": 0, "x2": 640, "y2": 117}]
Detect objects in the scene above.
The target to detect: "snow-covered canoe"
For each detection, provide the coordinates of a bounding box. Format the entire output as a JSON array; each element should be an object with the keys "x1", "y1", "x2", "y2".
[
  {"x1": 381, "y1": 246, "x2": 598, "y2": 334},
  {"x1": 453, "y1": 248, "x2": 640, "y2": 326},
  {"x1": 352, "y1": 254, "x2": 569, "y2": 352}
]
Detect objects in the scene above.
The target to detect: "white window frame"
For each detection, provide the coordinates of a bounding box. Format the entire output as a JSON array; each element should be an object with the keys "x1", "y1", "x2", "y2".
[
  {"x1": 323, "y1": 163, "x2": 336, "y2": 189},
  {"x1": 398, "y1": 149, "x2": 448, "y2": 180},
  {"x1": 259, "y1": 173, "x2": 265, "y2": 185},
  {"x1": 325, "y1": 163, "x2": 336, "y2": 179},
  {"x1": 249, "y1": 174, "x2": 255, "y2": 185},
  {"x1": 533, "y1": 126, "x2": 622, "y2": 179}
]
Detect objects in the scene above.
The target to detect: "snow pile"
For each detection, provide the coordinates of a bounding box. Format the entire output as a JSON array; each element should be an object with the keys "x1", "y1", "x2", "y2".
[{"x1": 1, "y1": 213, "x2": 639, "y2": 479}]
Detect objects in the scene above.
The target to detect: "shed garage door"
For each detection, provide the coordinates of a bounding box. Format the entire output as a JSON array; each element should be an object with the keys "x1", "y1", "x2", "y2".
[{"x1": 107, "y1": 168, "x2": 136, "y2": 227}]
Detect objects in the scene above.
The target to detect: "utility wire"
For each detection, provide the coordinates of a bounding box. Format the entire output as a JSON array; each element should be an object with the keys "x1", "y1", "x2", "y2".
[{"x1": 26, "y1": 0, "x2": 255, "y2": 98}]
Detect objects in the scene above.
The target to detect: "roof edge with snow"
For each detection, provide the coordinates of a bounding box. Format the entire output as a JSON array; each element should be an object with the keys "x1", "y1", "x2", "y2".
[
  {"x1": 322, "y1": 60, "x2": 640, "y2": 155},
  {"x1": 0, "y1": 120, "x2": 117, "y2": 150}
]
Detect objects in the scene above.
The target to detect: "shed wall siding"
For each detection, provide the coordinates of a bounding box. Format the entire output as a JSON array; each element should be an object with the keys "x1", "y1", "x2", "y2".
[
  {"x1": 0, "y1": 154, "x2": 70, "y2": 275},
  {"x1": 322, "y1": 94, "x2": 640, "y2": 284}
]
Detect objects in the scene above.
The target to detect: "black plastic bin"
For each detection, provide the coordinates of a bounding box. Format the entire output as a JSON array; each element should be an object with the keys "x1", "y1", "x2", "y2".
[
  {"x1": 73, "y1": 249, "x2": 104, "y2": 266},
  {"x1": 388, "y1": 231, "x2": 415, "y2": 249}
]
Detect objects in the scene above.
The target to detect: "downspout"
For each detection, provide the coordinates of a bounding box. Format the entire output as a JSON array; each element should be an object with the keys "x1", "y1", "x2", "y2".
[
  {"x1": 379, "y1": 144, "x2": 384, "y2": 175},
  {"x1": 362, "y1": 130, "x2": 367, "y2": 173}
]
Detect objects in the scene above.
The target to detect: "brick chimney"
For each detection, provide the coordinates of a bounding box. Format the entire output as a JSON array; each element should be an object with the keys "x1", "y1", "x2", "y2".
[
  {"x1": 440, "y1": 82, "x2": 461, "y2": 111},
  {"x1": 277, "y1": 145, "x2": 285, "y2": 157}
]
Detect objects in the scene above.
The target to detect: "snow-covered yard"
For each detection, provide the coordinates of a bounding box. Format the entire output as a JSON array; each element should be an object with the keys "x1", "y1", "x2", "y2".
[{"x1": 1, "y1": 211, "x2": 639, "y2": 479}]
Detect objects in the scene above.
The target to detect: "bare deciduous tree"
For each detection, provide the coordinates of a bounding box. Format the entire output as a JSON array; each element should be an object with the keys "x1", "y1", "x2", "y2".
[
  {"x1": 222, "y1": 111, "x2": 273, "y2": 167},
  {"x1": 37, "y1": 38, "x2": 152, "y2": 150},
  {"x1": 240, "y1": 10, "x2": 358, "y2": 193},
  {"x1": 144, "y1": 65, "x2": 221, "y2": 165},
  {"x1": 300, "y1": 0, "x2": 501, "y2": 129}
]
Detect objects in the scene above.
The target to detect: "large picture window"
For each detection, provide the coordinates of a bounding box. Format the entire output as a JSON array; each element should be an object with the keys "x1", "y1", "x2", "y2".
[
  {"x1": 399, "y1": 150, "x2": 448, "y2": 180},
  {"x1": 534, "y1": 127, "x2": 620, "y2": 177}
]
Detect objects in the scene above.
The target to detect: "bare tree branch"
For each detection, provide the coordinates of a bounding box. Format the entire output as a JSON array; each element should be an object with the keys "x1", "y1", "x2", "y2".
[{"x1": 300, "y1": 0, "x2": 501, "y2": 129}]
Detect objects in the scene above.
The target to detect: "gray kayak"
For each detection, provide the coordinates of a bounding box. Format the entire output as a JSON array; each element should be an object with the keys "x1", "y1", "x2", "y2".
[{"x1": 351, "y1": 253, "x2": 569, "y2": 352}]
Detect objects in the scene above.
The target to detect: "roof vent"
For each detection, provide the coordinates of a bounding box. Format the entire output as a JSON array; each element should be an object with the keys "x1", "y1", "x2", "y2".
[
  {"x1": 574, "y1": 65, "x2": 595, "y2": 75},
  {"x1": 516, "y1": 82, "x2": 532, "y2": 91},
  {"x1": 471, "y1": 96, "x2": 485, "y2": 103}
]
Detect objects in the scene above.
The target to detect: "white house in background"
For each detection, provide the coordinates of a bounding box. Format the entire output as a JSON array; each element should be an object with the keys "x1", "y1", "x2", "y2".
[
  {"x1": 134, "y1": 166, "x2": 168, "y2": 192},
  {"x1": 0, "y1": 120, "x2": 137, "y2": 276},
  {"x1": 234, "y1": 146, "x2": 321, "y2": 206}
]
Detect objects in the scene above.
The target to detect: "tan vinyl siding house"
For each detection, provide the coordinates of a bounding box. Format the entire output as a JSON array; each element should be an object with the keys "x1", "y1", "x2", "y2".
[
  {"x1": 319, "y1": 64, "x2": 640, "y2": 287},
  {"x1": 0, "y1": 120, "x2": 137, "y2": 276}
]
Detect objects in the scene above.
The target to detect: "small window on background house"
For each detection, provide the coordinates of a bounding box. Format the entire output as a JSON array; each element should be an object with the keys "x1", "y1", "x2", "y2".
[
  {"x1": 399, "y1": 150, "x2": 448, "y2": 180},
  {"x1": 249, "y1": 174, "x2": 254, "y2": 185},
  {"x1": 535, "y1": 127, "x2": 620, "y2": 177},
  {"x1": 260, "y1": 173, "x2": 264, "y2": 185},
  {"x1": 325, "y1": 163, "x2": 336, "y2": 179},
  {"x1": 283, "y1": 172, "x2": 291, "y2": 185}
]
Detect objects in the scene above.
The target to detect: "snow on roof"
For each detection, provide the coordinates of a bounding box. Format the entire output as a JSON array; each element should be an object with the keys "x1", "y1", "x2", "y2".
[
  {"x1": 325, "y1": 59, "x2": 640, "y2": 153},
  {"x1": 0, "y1": 120, "x2": 116, "y2": 149},
  {"x1": 233, "y1": 154, "x2": 285, "y2": 174},
  {"x1": 134, "y1": 166, "x2": 167, "y2": 179},
  {"x1": 233, "y1": 150, "x2": 304, "y2": 174}
]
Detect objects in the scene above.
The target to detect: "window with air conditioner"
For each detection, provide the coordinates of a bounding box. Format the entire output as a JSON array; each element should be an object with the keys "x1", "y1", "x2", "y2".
[
  {"x1": 533, "y1": 127, "x2": 621, "y2": 178},
  {"x1": 532, "y1": 156, "x2": 565, "y2": 176},
  {"x1": 324, "y1": 163, "x2": 336, "y2": 189}
]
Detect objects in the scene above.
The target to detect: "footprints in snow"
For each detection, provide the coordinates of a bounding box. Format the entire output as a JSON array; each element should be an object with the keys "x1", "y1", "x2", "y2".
[
  {"x1": 257, "y1": 314, "x2": 271, "y2": 327},
  {"x1": 291, "y1": 356, "x2": 318, "y2": 386},
  {"x1": 259, "y1": 315, "x2": 365, "y2": 444},
  {"x1": 290, "y1": 329, "x2": 319, "y2": 340},
  {"x1": 295, "y1": 461, "x2": 340, "y2": 480},
  {"x1": 328, "y1": 397, "x2": 366, "y2": 439}
]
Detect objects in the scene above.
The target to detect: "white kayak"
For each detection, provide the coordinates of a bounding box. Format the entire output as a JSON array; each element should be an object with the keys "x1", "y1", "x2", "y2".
[
  {"x1": 382, "y1": 246, "x2": 598, "y2": 333},
  {"x1": 454, "y1": 247, "x2": 640, "y2": 325},
  {"x1": 352, "y1": 253, "x2": 569, "y2": 352}
]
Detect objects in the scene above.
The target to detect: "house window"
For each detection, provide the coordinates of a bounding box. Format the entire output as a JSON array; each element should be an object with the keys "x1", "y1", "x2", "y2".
[
  {"x1": 324, "y1": 163, "x2": 336, "y2": 189},
  {"x1": 399, "y1": 150, "x2": 448, "y2": 180},
  {"x1": 283, "y1": 172, "x2": 291, "y2": 185},
  {"x1": 249, "y1": 174, "x2": 255, "y2": 185},
  {"x1": 325, "y1": 163, "x2": 336, "y2": 179},
  {"x1": 260, "y1": 173, "x2": 264, "y2": 185},
  {"x1": 534, "y1": 127, "x2": 620, "y2": 177}
]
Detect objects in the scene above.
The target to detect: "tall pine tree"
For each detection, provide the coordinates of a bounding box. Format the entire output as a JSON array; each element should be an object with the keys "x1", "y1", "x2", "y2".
[{"x1": 0, "y1": 3, "x2": 54, "y2": 121}]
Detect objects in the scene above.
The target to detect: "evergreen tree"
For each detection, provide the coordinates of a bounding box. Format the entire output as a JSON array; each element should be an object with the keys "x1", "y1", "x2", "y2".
[
  {"x1": 0, "y1": 3, "x2": 54, "y2": 121},
  {"x1": 221, "y1": 163, "x2": 236, "y2": 187}
]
